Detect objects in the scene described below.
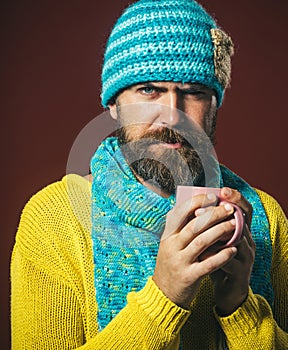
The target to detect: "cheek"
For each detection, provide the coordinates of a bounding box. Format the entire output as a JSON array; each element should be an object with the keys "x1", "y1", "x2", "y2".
[
  {"x1": 121, "y1": 124, "x2": 150, "y2": 141},
  {"x1": 185, "y1": 98, "x2": 217, "y2": 131},
  {"x1": 184, "y1": 106, "x2": 206, "y2": 130}
]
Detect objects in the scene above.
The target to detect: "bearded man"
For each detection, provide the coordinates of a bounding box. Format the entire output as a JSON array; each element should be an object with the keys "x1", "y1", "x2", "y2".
[{"x1": 11, "y1": 1, "x2": 288, "y2": 349}]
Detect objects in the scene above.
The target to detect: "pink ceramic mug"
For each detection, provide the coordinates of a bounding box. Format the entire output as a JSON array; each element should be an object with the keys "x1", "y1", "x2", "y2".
[{"x1": 176, "y1": 186, "x2": 245, "y2": 249}]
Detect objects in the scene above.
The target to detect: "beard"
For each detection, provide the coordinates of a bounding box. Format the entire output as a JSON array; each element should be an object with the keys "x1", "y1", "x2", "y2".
[{"x1": 116, "y1": 108, "x2": 217, "y2": 195}]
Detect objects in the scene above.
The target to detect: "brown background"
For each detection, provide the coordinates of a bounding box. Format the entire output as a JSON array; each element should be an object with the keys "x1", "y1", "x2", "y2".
[{"x1": 1, "y1": 0, "x2": 287, "y2": 348}]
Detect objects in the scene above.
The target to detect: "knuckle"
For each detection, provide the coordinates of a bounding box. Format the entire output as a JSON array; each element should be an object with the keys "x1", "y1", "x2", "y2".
[
  {"x1": 191, "y1": 193, "x2": 206, "y2": 206},
  {"x1": 195, "y1": 208, "x2": 215, "y2": 230},
  {"x1": 192, "y1": 217, "x2": 206, "y2": 233},
  {"x1": 234, "y1": 190, "x2": 242, "y2": 202},
  {"x1": 213, "y1": 206, "x2": 225, "y2": 221},
  {"x1": 182, "y1": 271, "x2": 193, "y2": 284},
  {"x1": 193, "y1": 234, "x2": 204, "y2": 248},
  {"x1": 189, "y1": 266, "x2": 202, "y2": 281},
  {"x1": 218, "y1": 220, "x2": 232, "y2": 235},
  {"x1": 203, "y1": 259, "x2": 218, "y2": 274},
  {"x1": 182, "y1": 222, "x2": 195, "y2": 238}
]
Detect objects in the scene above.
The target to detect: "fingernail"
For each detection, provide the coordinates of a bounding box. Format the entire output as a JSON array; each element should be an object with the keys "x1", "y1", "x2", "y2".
[
  {"x1": 207, "y1": 193, "x2": 216, "y2": 201},
  {"x1": 224, "y1": 203, "x2": 233, "y2": 212},
  {"x1": 230, "y1": 218, "x2": 236, "y2": 226},
  {"x1": 223, "y1": 187, "x2": 232, "y2": 197},
  {"x1": 195, "y1": 208, "x2": 206, "y2": 216}
]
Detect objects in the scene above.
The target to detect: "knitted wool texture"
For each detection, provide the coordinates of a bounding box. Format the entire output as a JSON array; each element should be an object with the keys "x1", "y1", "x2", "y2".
[
  {"x1": 90, "y1": 137, "x2": 273, "y2": 331},
  {"x1": 11, "y1": 173, "x2": 288, "y2": 348},
  {"x1": 101, "y1": 0, "x2": 234, "y2": 107}
]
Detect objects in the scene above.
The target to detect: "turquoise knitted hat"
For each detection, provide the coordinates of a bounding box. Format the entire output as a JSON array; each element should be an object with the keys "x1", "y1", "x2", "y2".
[{"x1": 101, "y1": 0, "x2": 234, "y2": 107}]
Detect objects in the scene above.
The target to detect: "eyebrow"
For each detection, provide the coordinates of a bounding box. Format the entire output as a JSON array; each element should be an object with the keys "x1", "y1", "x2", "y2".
[
  {"x1": 178, "y1": 83, "x2": 209, "y2": 90},
  {"x1": 134, "y1": 82, "x2": 208, "y2": 89}
]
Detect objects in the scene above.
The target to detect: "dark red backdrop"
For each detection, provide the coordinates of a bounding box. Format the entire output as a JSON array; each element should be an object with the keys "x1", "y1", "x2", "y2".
[{"x1": 1, "y1": 1, "x2": 287, "y2": 348}]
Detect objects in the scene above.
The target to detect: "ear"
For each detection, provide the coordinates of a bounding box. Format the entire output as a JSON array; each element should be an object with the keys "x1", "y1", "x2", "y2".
[{"x1": 108, "y1": 103, "x2": 117, "y2": 120}]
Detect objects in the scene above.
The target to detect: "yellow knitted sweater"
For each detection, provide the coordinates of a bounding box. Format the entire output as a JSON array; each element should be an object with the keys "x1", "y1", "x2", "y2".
[{"x1": 11, "y1": 174, "x2": 288, "y2": 349}]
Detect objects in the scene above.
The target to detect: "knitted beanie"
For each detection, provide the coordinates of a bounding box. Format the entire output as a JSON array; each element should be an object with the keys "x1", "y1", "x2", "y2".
[{"x1": 101, "y1": 0, "x2": 234, "y2": 107}]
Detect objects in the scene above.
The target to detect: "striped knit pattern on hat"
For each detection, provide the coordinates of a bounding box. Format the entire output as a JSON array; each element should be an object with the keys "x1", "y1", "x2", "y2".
[{"x1": 101, "y1": 0, "x2": 233, "y2": 107}]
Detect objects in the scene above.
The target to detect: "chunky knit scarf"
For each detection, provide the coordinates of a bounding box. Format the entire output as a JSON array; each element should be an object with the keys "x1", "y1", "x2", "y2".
[{"x1": 90, "y1": 137, "x2": 273, "y2": 331}]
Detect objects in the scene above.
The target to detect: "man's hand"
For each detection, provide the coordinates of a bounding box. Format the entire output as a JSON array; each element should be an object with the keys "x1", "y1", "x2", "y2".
[
  {"x1": 152, "y1": 192, "x2": 238, "y2": 309},
  {"x1": 211, "y1": 187, "x2": 255, "y2": 316}
]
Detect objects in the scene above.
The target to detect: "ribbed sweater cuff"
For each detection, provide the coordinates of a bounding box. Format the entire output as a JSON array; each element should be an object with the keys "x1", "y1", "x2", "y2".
[
  {"x1": 130, "y1": 277, "x2": 190, "y2": 336},
  {"x1": 213, "y1": 288, "x2": 261, "y2": 339}
]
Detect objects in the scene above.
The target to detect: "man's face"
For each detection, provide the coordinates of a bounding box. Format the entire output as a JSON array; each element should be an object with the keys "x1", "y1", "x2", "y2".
[{"x1": 109, "y1": 81, "x2": 218, "y2": 195}]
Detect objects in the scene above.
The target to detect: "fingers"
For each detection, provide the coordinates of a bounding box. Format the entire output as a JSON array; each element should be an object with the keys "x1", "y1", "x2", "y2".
[
  {"x1": 154, "y1": 191, "x2": 245, "y2": 309},
  {"x1": 177, "y1": 204, "x2": 235, "y2": 250},
  {"x1": 162, "y1": 193, "x2": 218, "y2": 239},
  {"x1": 220, "y1": 187, "x2": 253, "y2": 227},
  {"x1": 217, "y1": 226, "x2": 255, "y2": 275},
  {"x1": 190, "y1": 245, "x2": 237, "y2": 280}
]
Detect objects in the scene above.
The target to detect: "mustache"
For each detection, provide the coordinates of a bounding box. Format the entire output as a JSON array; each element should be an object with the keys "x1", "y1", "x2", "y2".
[
  {"x1": 118, "y1": 126, "x2": 205, "y2": 148},
  {"x1": 141, "y1": 128, "x2": 188, "y2": 144}
]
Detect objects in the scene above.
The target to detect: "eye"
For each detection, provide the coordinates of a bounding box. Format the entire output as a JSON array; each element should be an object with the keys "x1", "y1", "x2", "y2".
[
  {"x1": 138, "y1": 86, "x2": 158, "y2": 96},
  {"x1": 182, "y1": 86, "x2": 213, "y2": 100},
  {"x1": 184, "y1": 88, "x2": 205, "y2": 96}
]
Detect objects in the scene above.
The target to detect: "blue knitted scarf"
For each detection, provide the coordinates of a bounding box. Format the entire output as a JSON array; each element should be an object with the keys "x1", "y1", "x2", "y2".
[{"x1": 90, "y1": 137, "x2": 273, "y2": 331}]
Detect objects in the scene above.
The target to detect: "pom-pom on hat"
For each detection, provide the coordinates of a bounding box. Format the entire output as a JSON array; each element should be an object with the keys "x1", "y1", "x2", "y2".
[{"x1": 101, "y1": 0, "x2": 234, "y2": 107}]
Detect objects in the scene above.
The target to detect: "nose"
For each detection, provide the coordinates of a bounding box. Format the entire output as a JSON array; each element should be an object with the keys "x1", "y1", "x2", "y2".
[{"x1": 158, "y1": 92, "x2": 183, "y2": 127}]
